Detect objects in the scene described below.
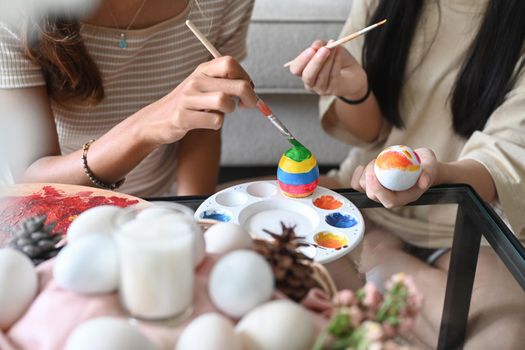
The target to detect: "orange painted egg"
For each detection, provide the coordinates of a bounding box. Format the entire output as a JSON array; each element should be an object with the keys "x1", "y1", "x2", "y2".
[{"x1": 374, "y1": 145, "x2": 422, "y2": 191}]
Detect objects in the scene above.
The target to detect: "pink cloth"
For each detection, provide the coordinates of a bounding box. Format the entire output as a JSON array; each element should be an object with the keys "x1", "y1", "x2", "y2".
[{"x1": 0, "y1": 256, "x2": 332, "y2": 350}]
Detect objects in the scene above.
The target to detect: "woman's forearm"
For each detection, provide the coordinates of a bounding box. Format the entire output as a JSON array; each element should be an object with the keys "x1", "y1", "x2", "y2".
[
  {"x1": 22, "y1": 111, "x2": 157, "y2": 186},
  {"x1": 436, "y1": 159, "x2": 497, "y2": 203},
  {"x1": 333, "y1": 91, "x2": 385, "y2": 143},
  {"x1": 175, "y1": 129, "x2": 221, "y2": 196}
]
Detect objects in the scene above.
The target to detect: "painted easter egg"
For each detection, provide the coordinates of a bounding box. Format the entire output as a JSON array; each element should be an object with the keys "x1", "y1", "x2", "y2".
[
  {"x1": 209, "y1": 250, "x2": 274, "y2": 318},
  {"x1": 53, "y1": 234, "x2": 119, "y2": 294},
  {"x1": 0, "y1": 248, "x2": 38, "y2": 330},
  {"x1": 277, "y1": 141, "x2": 319, "y2": 198},
  {"x1": 235, "y1": 300, "x2": 316, "y2": 350},
  {"x1": 374, "y1": 145, "x2": 422, "y2": 191},
  {"x1": 176, "y1": 313, "x2": 243, "y2": 350},
  {"x1": 65, "y1": 317, "x2": 157, "y2": 350}
]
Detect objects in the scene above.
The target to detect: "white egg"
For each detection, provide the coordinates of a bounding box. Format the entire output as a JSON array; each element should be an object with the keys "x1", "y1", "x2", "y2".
[
  {"x1": 209, "y1": 250, "x2": 274, "y2": 318},
  {"x1": 65, "y1": 317, "x2": 157, "y2": 350},
  {"x1": 374, "y1": 145, "x2": 422, "y2": 191},
  {"x1": 67, "y1": 205, "x2": 123, "y2": 242},
  {"x1": 0, "y1": 248, "x2": 38, "y2": 330},
  {"x1": 205, "y1": 222, "x2": 252, "y2": 255},
  {"x1": 54, "y1": 234, "x2": 119, "y2": 294},
  {"x1": 176, "y1": 313, "x2": 242, "y2": 350},
  {"x1": 236, "y1": 300, "x2": 316, "y2": 350},
  {"x1": 121, "y1": 212, "x2": 205, "y2": 267}
]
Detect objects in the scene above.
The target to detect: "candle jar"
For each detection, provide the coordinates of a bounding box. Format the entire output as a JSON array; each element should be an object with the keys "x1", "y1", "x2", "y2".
[{"x1": 113, "y1": 205, "x2": 197, "y2": 321}]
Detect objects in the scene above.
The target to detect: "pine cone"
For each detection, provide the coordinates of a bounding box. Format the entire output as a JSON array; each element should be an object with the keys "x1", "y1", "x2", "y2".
[
  {"x1": 9, "y1": 215, "x2": 62, "y2": 265},
  {"x1": 253, "y1": 222, "x2": 321, "y2": 301}
]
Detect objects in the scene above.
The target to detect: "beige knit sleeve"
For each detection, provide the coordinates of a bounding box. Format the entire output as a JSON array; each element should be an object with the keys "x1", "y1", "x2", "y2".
[
  {"x1": 319, "y1": 0, "x2": 390, "y2": 148},
  {"x1": 0, "y1": 23, "x2": 45, "y2": 88},
  {"x1": 459, "y1": 71, "x2": 525, "y2": 238},
  {"x1": 215, "y1": 0, "x2": 254, "y2": 62}
]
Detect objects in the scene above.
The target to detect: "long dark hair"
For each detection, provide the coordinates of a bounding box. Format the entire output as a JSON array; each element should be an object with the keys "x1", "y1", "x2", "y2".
[
  {"x1": 22, "y1": 16, "x2": 104, "y2": 105},
  {"x1": 363, "y1": 0, "x2": 525, "y2": 138}
]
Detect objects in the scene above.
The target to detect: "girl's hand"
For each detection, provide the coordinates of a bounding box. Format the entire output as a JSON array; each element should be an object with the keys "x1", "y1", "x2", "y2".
[
  {"x1": 137, "y1": 56, "x2": 258, "y2": 146},
  {"x1": 288, "y1": 40, "x2": 368, "y2": 99},
  {"x1": 350, "y1": 148, "x2": 439, "y2": 208}
]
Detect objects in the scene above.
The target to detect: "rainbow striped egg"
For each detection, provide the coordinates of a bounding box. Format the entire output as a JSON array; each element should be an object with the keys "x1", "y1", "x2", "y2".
[
  {"x1": 277, "y1": 144, "x2": 319, "y2": 198},
  {"x1": 374, "y1": 145, "x2": 422, "y2": 191}
]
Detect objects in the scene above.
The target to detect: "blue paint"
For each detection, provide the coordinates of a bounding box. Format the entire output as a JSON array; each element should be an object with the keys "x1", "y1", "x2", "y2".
[
  {"x1": 201, "y1": 210, "x2": 231, "y2": 222},
  {"x1": 277, "y1": 166, "x2": 320, "y2": 185},
  {"x1": 325, "y1": 213, "x2": 357, "y2": 228}
]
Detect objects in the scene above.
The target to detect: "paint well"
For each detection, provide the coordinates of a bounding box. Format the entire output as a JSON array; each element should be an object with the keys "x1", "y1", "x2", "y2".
[
  {"x1": 314, "y1": 231, "x2": 349, "y2": 249},
  {"x1": 325, "y1": 213, "x2": 358, "y2": 229},
  {"x1": 215, "y1": 191, "x2": 248, "y2": 207},
  {"x1": 246, "y1": 182, "x2": 277, "y2": 198},
  {"x1": 313, "y1": 195, "x2": 343, "y2": 210}
]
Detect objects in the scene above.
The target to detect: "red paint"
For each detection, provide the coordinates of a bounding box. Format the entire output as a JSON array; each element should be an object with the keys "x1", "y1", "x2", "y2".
[
  {"x1": 313, "y1": 195, "x2": 343, "y2": 210},
  {"x1": 0, "y1": 185, "x2": 139, "y2": 237},
  {"x1": 414, "y1": 151, "x2": 421, "y2": 163},
  {"x1": 256, "y1": 99, "x2": 273, "y2": 117}
]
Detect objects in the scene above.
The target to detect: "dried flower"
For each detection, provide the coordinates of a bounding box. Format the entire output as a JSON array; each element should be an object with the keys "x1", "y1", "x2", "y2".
[
  {"x1": 314, "y1": 273, "x2": 423, "y2": 350},
  {"x1": 333, "y1": 289, "x2": 356, "y2": 307}
]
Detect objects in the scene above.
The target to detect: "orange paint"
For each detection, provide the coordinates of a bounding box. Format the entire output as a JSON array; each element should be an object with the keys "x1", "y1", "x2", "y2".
[
  {"x1": 402, "y1": 150, "x2": 413, "y2": 159},
  {"x1": 313, "y1": 195, "x2": 343, "y2": 210},
  {"x1": 376, "y1": 151, "x2": 419, "y2": 171},
  {"x1": 314, "y1": 232, "x2": 348, "y2": 249}
]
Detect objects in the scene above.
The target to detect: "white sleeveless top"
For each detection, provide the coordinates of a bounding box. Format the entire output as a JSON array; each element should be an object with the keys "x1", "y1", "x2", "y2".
[{"x1": 0, "y1": 0, "x2": 254, "y2": 197}]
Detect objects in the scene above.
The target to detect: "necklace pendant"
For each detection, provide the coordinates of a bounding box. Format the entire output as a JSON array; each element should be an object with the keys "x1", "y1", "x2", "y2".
[{"x1": 119, "y1": 33, "x2": 127, "y2": 49}]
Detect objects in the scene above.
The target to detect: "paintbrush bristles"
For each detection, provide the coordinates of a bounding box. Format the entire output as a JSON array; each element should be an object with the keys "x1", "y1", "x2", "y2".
[{"x1": 283, "y1": 19, "x2": 387, "y2": 68}]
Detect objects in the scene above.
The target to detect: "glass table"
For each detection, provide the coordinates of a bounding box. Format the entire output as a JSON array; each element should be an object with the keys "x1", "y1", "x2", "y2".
[{"x1": 150, "y1": 184, "x2": 525, "y2": 350}]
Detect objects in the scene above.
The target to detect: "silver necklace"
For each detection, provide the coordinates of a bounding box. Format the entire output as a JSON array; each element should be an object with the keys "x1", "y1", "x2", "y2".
[{"x1": 106, "y1": 0, "x2": 149, "y2": 49}]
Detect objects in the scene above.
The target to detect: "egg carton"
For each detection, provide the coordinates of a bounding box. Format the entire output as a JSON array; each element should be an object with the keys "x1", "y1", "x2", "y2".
[{"x1": 194, "y1": 181, "x2": 365, "y2": 264}]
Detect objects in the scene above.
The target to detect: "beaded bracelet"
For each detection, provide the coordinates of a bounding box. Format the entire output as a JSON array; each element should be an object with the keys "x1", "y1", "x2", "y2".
[
  {"x1": 81, "y1": 139, "x2": 125, "y2": 190},
  {"x1": 338, "y1": 84, "x2": 371, "y2": 105}
]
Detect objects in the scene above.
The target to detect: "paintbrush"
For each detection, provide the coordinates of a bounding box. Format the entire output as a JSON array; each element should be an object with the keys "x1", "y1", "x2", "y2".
[
  {"x1": 185, "y1": 19, "x2": 300, "y2": 144},
  {"x1": 283, "y1": 19, "x2": 387, "y2": 68}
]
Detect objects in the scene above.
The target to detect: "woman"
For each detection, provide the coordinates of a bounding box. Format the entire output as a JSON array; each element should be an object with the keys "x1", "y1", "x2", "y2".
[
  {"x1": 288, "y1": 0, "x2": 525, "y2": 348},
  {"x1": 0, "y1": 0, "x2": 257, "y2": 196}
]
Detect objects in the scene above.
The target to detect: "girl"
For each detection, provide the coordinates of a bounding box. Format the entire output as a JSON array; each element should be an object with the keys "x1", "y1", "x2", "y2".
[
  {"x1": 288, "y1": 0, "x2": 525, "y2": 348},
  {"x1": 0, "y1": 0, "x2": 257, "y2": 196}
]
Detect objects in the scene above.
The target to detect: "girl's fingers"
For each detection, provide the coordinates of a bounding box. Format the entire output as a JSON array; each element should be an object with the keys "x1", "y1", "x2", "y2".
[
  {"x1": 288, "y1": 40, "x2": 326, "y2": 77},
  {"x1": 364, "y1": 161, "x2": 382, "y2": 203},
  {"x1": 199, "y1": 56, "x2": 252, "y2": 82},
  {"x1": 302, "y1": 47, "x2": 332, "y2": 87},
  {"x1": 351, "y1": 165, "x2": 365, "y2": 192},
  {"x1": 197, "y1": 77, "x2": 257, "y2": 108},
  {"x1": 314, "y1": 46, "x2": 337, "y2": 93},
  {"x1": 176, "y1": 110, "x2": 225, "y2": 131},
  {"x1": 185, "y1": 92, "x2": 237, "y2": 114},
  {"x1": 289, "y1": 47, "x2": 317, "y2": 76}
]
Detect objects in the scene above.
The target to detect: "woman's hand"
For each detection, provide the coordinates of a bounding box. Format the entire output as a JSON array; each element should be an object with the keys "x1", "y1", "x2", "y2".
[
  {"x1": 350, "y1": 148, "x2": 439, "y2": 208},
  {"x1": 288, "y1": 40, "x2": 368, "y2": 99},
  {"x1": 136, "y1": 56, "x2": 258, "y2": 147}
]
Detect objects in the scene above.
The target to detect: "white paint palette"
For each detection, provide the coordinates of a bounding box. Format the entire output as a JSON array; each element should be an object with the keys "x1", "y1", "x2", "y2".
[{"x1": 194, "y1": 181, "x2": 365, "y2": 264}]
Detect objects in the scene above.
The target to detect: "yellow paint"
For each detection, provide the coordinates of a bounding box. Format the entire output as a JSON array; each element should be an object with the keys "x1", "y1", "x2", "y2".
[{"x1": 278, "y1": 154, "x2": 317, "y2": 173}]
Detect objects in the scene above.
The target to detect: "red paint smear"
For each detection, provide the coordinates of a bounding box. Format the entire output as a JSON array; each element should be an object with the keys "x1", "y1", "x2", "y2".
[
  {"x1": 0, "y1": 185, "x2": 139, "y2": 240},
  {"x1": 376, "y1": 151, "x2": 419, "y2": 171},
  {"x1": 313, "y1": 195, "x2": 343, "y2": 210}
]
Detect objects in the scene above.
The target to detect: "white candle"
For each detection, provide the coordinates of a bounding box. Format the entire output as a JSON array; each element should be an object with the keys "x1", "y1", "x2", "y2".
[{"x1": 115, "y1": 213, "x2": 195, "y2": 320}]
